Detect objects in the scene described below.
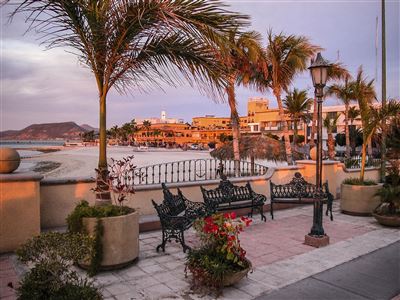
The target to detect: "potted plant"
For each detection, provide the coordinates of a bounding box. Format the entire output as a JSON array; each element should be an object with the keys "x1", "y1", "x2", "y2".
[
  {"x1": 340, "y1": 69, "x2": 399, "y2": 215},
  {"x1": 185, "y1": 212, "x2": 252, "y2": 293},
  {"x1": 67, "y1": 156, "x2": 140, "y2": 274}
]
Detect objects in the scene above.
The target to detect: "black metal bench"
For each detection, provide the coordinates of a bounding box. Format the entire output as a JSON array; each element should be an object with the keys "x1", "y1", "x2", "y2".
[
  {"x1": 152, "y1": 183, "x2": 207, "y2": 253},
  {"x1": 270, "y1": 172, "x2": 333, "y2": 220},
  {"x1": 200, "y1": 176, "x2": 267, "y2": 221}
]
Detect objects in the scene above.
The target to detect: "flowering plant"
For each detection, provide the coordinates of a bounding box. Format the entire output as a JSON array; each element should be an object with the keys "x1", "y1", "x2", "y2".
[{"x1": 186, "y1": 212, "x2": 252, "y2": 290}]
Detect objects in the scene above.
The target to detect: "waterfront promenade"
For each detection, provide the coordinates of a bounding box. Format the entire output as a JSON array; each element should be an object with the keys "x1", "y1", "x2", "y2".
[{"x1": 1, "y1": 201, "x2": 399, "y2": 300}]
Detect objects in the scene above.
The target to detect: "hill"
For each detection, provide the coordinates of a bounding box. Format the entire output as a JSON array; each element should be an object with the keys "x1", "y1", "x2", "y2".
[{"x1": 0, "y1": 122, "x2": 89, "y2": 140}]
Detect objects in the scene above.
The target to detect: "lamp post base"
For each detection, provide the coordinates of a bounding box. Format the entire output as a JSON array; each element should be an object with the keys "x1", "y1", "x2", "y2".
[{"x1": 304, "y1": 234, "x2": 330, "y2": 248}]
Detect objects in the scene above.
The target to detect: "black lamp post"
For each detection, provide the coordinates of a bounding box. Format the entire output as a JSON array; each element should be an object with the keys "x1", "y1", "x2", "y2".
[{"x1": 306, "y1": 53, "x2": 331, "y2": 244}]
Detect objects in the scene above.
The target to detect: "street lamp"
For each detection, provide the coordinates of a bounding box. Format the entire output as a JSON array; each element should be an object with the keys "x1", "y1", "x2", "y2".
[{"x1": 305, "y1": 52, "x2": 331, "y2": 247}]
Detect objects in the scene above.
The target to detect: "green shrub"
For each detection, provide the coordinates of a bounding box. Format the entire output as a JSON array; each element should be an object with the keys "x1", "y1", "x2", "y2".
[
  {"x1": 66, "y1": 200, "x2": 133, "y2": 233},
  {"x1": 16, "y1": 232, "x2": 102, "y2": 300},
  {"x1": 342, "y1": 178, "x2": 377, "y2": 186}
]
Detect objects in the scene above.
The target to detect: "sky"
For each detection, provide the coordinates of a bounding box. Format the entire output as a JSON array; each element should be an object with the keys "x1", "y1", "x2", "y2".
[{"x1": 1, "y1": 0, "x2": 399, "y2": 131}]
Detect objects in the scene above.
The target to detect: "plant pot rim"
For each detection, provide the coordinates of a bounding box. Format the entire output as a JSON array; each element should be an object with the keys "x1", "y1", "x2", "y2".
[
  {"x1": 82, "y1": 209, "x2": 137, "y2": 221},
  {"x1": 341, "y1": 183, "x2": 383, "y2": 187}
]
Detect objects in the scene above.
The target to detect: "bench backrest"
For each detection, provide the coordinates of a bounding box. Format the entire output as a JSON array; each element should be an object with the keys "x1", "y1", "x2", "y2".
[
  {"x1": 201, "y1": 179, "x2": 253, "y2": 205},
  {"x1": 152, "y1": 200, "x2": 175, "y2": 223},
  {"x1": 270, "y1": 172, "x2": 330, "y2": 199},
  {"x1": 161, "y1": 183, "x2": 186, "y2": 216}
]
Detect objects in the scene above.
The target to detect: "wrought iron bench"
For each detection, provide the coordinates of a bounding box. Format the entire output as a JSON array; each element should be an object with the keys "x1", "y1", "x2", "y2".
[
  {"x1": 270, "y1": 172, "x2": 333, "y2": 220},
  {"x1": 200, "y1": 176, "x2": 267, "y2": 221},
  {"x1": 151, "y1": 183, "x2": 207, "y2": 253}
]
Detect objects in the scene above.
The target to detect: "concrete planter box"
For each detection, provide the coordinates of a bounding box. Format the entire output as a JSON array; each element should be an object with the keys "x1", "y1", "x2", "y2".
[
  {"x1": 82, "y1": 210, "x2": 139, "y2": 269},
  {"x1": 341, "y1": 183, "x2": 383, "y2": 216}
]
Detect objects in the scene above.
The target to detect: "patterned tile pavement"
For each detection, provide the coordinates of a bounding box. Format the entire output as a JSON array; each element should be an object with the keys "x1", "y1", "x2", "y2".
[{"x1": 1, "y1": 202, "x2": 399, "y2": 300}]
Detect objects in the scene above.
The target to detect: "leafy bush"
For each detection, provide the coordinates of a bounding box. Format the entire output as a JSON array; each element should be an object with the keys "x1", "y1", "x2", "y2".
[
  {"x1": 16, "y1": 232, "x2": 102, "y2": 300},
  {"x1": 186, "y1": 213, "x2": 251, "y2": 290},
  {"x1": 342, "y1": 178, "x2": 377, "y2": 186}
]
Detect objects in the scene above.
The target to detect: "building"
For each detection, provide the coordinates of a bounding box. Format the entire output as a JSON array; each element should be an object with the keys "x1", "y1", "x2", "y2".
[{"x1": 135, "y1": 111, "x2": 184, "y2": 125}]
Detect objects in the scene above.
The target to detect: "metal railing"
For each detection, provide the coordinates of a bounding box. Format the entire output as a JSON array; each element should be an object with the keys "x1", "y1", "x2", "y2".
[
  {"x1": 343, "y1": 156, "x2": 381, "y2": 169},
  {"x1": 129, "y1": 159, "x2": 268, "y2": 186}
]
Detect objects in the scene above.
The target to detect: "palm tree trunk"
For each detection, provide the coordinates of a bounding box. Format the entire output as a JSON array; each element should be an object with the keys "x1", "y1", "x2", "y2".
[
  {"x1": 227, "y1": 77, "x2": 240, "y2": 176},
  {"x1": 310, "y1": 97, "x2": 317, "y2": 147},
  {"x1": 96, "y1": 91, "x2": 111, "y2": 206},
  {"x1": 275, "y1": 90, "x2": 293, "y2": 164},
  {"x1": 328, "y1": 133, "x2": 335, "y2": 160},
  {"x1": 360, "y1": 141, "x2": 367, "y2": 183},
  {"x1": 344, "y1": 104, "x2": 351, "y2": 158},
  {"x1": 293, "y1": 119, "x2": 298, "y2": 148}
]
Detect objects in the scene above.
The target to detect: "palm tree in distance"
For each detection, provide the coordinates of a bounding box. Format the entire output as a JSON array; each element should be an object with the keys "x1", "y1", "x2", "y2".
[
  {"x1": 142, "y1": 121, "x2": 152, "y2": 138},
  {"x1": 323, "y1": 114, "x2": 340, "y2": 160},
  {"x1": 309, "y1": 63, "x2": 350, "y2": 148},
  {"x1": 265, "y1": 30, "x2": 320, "y2": 164},
  {"x1": 348, "y1": 106, "x2": 360, "y2": 126},
  {"x1": 326, "y1": 74, "x2": 353, "y2": 158},
  {"x1": 283, "y1": 88, "x2": 313, "y2": 147},
  {"x1": 6, "y1": 0, "x2": 247, "y2": 205}
]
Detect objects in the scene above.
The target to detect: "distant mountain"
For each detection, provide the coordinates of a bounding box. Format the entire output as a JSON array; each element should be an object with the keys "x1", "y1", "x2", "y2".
[
  {"x1": 80, "y1": 124, "x2": 99, "y2": 133},
  {"x1": 0, "y1": 122, "x2": 88, "y2": 140}
]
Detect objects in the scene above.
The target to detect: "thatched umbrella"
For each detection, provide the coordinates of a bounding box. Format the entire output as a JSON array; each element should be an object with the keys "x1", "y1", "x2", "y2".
[{"x1": 210, "y1": 135, "x2": 286, "y2": 175}]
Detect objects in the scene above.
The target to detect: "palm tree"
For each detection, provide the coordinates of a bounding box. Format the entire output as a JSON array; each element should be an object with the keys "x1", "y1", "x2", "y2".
[
  {"x1": 349, "y1": 67, "x2": 377, "y2": 182},
  {"x1": 310, "y1": 63, "x2": 350, "y2": 148},
  {"x1": 142, "y1": 121, "x2": 152, "y2": 138},
  {"x1": 323, "y1": 114, "x2": 340, "y2": 160},
  {"x1": 219, "y1": 29, "x2": 267, "y2": 176},
  {"x1": 265, "y1": 30, "x2": 320, "y2": 164},
  {"x1": 283, "y1": 88, "x2": 313, "y2": 147},
  {"x1": 326, "y1": 74, "x2": 353, "y2": 158},
  {"x1": 348, "y1": 106, "x2": 360, "y2": 126},
  {"x1": 7, "y1": 1, "x2": 248, "y2": 205}
]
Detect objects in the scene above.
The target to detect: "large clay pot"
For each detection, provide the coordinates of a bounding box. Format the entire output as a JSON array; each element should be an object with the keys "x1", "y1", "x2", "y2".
[
  {"x1": 341, "y1": 183, "x2": 383, "y2": 216},
  {"x1": 222, "y1": 266, "x2": 251, "y2": 287},
  {"x1": 372, "y1": 213, "x2": 400, "y2": 227},
  {"x1": 0, "y1": 148, "x2": 21, "y2": 173},
  {"x1": 81, "y1": 210, "x2": 139, "y2": 269}
]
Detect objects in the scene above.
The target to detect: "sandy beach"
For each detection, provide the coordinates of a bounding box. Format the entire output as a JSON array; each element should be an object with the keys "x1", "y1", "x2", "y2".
[{"x1": 17, "y1": 146, "x2": 287, "y2": 179}]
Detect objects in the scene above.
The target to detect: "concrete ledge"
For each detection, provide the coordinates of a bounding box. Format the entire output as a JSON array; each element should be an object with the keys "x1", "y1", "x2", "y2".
[{"x1": 0, "y1": 171, "x2": 43, "y2": 182}]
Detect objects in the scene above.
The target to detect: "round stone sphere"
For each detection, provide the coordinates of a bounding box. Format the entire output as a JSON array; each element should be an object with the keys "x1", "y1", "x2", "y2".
[
  {"x1": 0, "y1": 147, "x2": 21, "y2": 173},
  {"x1": 310, "y1": 147, "x2": 317, "y2": 161}
]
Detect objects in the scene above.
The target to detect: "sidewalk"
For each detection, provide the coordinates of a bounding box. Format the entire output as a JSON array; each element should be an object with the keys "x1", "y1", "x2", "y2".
[{"x1": 256, "y1": 241, "x2": 400, "y2": 300}]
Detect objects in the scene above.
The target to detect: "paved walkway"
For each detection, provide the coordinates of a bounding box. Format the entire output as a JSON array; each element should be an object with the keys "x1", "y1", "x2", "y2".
[
  {"x1": 1, "y1": 202, "x2": 399, "y2": 299},
  {"x1": 256, "y1": 241, "x2": 400, "y2": 300}
]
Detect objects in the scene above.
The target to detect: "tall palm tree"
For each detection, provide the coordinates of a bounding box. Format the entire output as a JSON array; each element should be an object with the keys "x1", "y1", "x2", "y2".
[
  {"x1": 265, "y1": 30, "x2": 320, "y2": 164},
  {"x1": 323, "y1": 114, "x2": 340, "y2": 160},
  {"x1": 219, "y1": 29, "x2": 267, "y2": 176},
  {"x1": 309, "y1": 63, "x2": 350, "y2": 148},
  {"x1": 283, "y1": 88, "x2": 313, "y2": 146},
  {"x1": 7, "y1": 0, "x2": 247, "y2": 205},
  {"x1": 349, "y1": 67, "x2": 377, "y2": 182},
  {"x1": 326, "y1": 74, "x2": 353, "y2": 158}
]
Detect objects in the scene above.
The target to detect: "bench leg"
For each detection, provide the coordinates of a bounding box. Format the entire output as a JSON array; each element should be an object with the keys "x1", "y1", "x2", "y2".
[
  {"x1": 270, "y1": 202, "x2": 274, "y2": 220},
  {"x1": 248, "y1": 207, "x2": 254, "y2": 218},
  {"x1": 156, "y1": 230, "x2": 167, "y2": 252},
  {"x1": 179, "y1": 230, "x2": 191, "y2": 253},
  {"x1": 259, "y1": 206, "x2": 266, "y2": 222}
]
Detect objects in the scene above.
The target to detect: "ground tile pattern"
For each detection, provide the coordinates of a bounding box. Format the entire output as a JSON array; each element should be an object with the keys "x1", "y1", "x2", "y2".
[{"x1": 1, "y1": 202, "x2": 399, "y2": 300}]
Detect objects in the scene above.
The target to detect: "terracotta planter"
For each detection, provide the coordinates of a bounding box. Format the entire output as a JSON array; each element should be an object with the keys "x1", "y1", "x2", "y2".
[
  {"x1": 340, "y1": 183, "x2": 383, "y2": 216},
  {"x1": 372, "y1": 213, "x2": 400, "y2": 227},
  {"x1": 81, "y1": 210, "x2": 139, "y2": 270},
  {"x1": 222, "y1": 266, "x2": 251, "y2": 287}
]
